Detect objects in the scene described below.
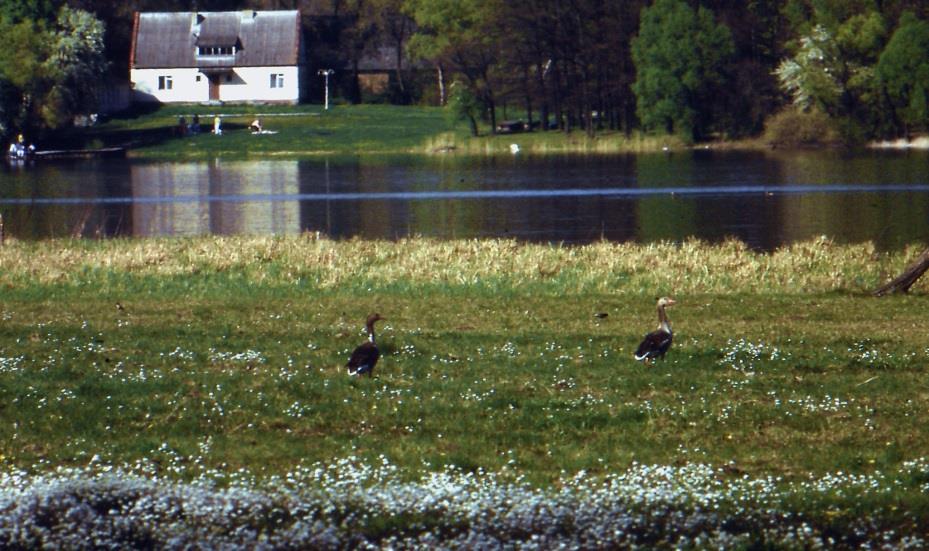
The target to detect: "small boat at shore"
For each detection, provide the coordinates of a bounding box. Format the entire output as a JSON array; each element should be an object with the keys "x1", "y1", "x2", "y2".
[
  {"x1": 7, "y1": 146, "x2": 126, "y2": 163},
  {"x1": 32, "y1": 147, "x2": 126, "y2": 160}
]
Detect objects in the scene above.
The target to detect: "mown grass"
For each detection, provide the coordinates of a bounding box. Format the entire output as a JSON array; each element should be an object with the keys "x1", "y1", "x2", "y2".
[
  {"x1": 57, "y1": 104, "x2": 457, "y2": 159},
  {"x1": 0, "y1": 236, "x2": 928, "y2": 489},
  {"x1": 52, "y1": 104, "x2": 709, "y2": 158}
]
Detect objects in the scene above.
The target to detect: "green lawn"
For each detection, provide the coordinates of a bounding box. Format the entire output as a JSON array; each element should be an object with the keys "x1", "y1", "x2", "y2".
[
  {"x1": 47, "y1": 103, "x2": 703, "y2": 158},
  {"x1": 0, "y1": 236, "x2": 927, "y2": 485},
  {"x1": 53, "y1": 104, "x2": 457, "y2": 158}
]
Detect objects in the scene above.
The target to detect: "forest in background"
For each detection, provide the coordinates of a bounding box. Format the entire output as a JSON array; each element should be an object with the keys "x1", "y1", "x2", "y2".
[{"x1": 2, "y1": 0, "x2": 929, "y2": 144}]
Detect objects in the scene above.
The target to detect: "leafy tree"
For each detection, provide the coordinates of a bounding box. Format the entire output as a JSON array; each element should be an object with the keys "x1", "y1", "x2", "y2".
[
  {"x1": 43, "y1": 7, "x2": 107, "y2": 127},
  {"x1": 776, "y1": 6, "x2": 888, "y2": 139},
  {"x1": 775, "y1": 25, "x2": 842, "y2": 110},
  {"x1": 358, "y1": 0, "x2": 414, "y2": 100},
  {"x1": 0, "y1": 0, "x2": 60, "y2": 23},
  {"x1": 877, "y1": 12, "x2": 929, "y2": 136},
  {"x1": 631, "y1": 0, "x2": 734, "y2": 141},
  {"x1": 446, "y1": 79, "x2": 480, "y2": 135},
  {"x1": 0, "y1": 6, "x2": 106, "y2": 140},
  {"x1": 705, "y1": 0, "x2": 790, "y2": 137},
  {"x1": 407, "y1": 0, "x2": 504, "y2": 132},
  {"x1": 0, "y1": 18, "x2": 49, "y2": 137}
]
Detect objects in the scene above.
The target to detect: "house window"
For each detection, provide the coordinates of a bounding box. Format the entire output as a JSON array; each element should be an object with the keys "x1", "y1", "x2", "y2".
[
  {"x1": 158, "y1": 75, "x2": 173, "y2": 90},
  {"x1": 270, "y1": 73, "x2": 284, "y2": 88},
  {"x1": 196, "y1": 75, "x2": 201, "y2": 82},
  {"x1": 197, "y1": 46, "x2": 235, "y2": 56}
]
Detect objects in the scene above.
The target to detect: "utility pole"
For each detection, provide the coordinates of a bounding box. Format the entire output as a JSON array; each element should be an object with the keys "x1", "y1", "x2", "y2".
[{"x1": 317, "y1": 69, "x2": 334, "y2": 110}]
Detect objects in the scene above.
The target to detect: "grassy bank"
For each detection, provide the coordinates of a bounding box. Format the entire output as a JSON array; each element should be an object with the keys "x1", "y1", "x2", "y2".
[
  {"x1": 425, "y1": 129, "x2": 694, "y2": 155},
  {"x1": 55, "y1": 104, "x2": 709, "y2": 158},
  {"x1": 2, "y1": 236, "x2": 929, "y2": 543}
]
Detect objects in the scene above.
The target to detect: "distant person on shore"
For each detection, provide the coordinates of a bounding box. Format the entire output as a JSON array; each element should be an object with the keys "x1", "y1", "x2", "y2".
[
  {"x1": 8, "y1": 134, "x2": 27, "y2": 158},
  {"x1": 190, "y1": 114, "x2": 201, "y2": 134},
  {"x1": 213, "y1": 116, "x2": 222, "y2": 135}
]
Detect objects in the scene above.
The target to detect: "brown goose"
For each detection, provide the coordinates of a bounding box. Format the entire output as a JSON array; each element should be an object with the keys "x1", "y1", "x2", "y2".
[
  {"x1": 634, "y1": 297, "x2": 676, "y2": 362},
  {"x1": 346, "y1": 313, "x2": 384, "y2": 376}
]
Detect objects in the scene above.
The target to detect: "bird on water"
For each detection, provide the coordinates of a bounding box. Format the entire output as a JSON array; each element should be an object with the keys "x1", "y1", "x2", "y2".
[
  {"x1": 347, "y1": 313, "x2": 384, "y2": 376},
  {"x1": 634, "y1": 297, "x2": 676, "y2": 363}
]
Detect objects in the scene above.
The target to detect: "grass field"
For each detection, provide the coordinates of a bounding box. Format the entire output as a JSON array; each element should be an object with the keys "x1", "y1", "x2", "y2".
[
  {"x1": 0, "y1": 236, "x2": 927, "y2": 477},
  {"x1": 61, "y1": 104, "x2": 456, "y2": 158},
  {"x1": 50, "y1": 103, "x2": 702, "y2": 158},
  {"x1": 1, "y1": 236, "x2": 929, "y2": 546}
]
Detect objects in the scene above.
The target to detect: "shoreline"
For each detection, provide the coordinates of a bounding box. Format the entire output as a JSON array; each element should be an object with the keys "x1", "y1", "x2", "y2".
[
  {"x1": 53, "y1": 104, "x2": 929, "y2": 159},
  {"x1": 869, "y1": 136, "x2": 929, "y2": 149}
]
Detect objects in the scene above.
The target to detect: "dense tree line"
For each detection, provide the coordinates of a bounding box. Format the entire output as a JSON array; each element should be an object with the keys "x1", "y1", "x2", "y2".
[
  {"x1": 0, "y1": 0, "x2": 106, "y2": 140},
  {"x1": 3, "y1": 0, "x2": 929, "y2": 143}
]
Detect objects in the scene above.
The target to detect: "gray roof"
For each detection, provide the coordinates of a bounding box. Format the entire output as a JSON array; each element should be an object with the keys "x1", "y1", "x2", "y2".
[{"x1": 131, "y1": 10, "x2": 301, "y2": 69}]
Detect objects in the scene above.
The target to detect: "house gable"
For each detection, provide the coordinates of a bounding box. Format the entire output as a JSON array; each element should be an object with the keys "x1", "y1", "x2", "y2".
[{"x1": 132, "y1": 10, "x2": 301, "y2": 70}]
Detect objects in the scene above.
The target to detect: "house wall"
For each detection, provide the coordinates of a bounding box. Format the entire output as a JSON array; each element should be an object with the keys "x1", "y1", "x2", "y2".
[
  {"x1": 218, "y1": 66, "x2": 300, "y2": 103},
  {"x1": 131, "y1": 66, "x2": 300, "y2": 104},
  {"x1": 131, "y1": 68, "x2": 208, "y2": 103}
]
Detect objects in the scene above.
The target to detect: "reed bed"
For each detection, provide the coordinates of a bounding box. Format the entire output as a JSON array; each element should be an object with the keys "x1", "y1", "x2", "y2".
[
  {"x1": 425, "y1": 130, "x2": 691, "y2": 155},
  {"x1": 0, "y1": 235, "x2": 919, "y2": 295}
]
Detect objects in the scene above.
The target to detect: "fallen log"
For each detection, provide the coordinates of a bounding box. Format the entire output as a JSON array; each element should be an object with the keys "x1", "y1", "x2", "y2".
[{"x1": 873, "y1": 248, "x2": 929, "y2": 296}]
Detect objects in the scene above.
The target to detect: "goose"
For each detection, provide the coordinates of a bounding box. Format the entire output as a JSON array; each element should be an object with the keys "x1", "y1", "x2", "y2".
[
  {"x1": 634, "y1": 297, "x2": 676, "y2": 362},
  {"x1": 346, "y1": 313, "x2": 384, "y2": 376}
]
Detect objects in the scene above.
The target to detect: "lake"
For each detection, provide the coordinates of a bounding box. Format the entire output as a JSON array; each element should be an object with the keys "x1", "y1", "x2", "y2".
[{"x1": 1, "y1": 149, "x2": 928, "y2": 250}]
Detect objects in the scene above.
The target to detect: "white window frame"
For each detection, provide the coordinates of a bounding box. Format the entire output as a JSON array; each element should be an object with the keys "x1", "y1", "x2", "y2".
[
  {"x1": 158, "y1": 75, "x2": 173, "y2": 90},
  {"x1": 197, "y1": 46, "x2": 235, "y2": 56},
  {"x1": 270, "y1": 73, "x2": 284, "y2": 89}
]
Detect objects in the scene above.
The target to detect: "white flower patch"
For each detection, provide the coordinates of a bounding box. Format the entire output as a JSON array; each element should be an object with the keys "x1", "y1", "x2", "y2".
[
  {"x1": 209, "y1": 349, "x2": 266, "y2": 365},
  {"x1": 847, "y1": 340, "x2": 915, "y2": 369},
  {"x1": 163, "y1": 347, "x2": 195, "y2": 361},
  {"x1": 3, "y1": 456, "x2": 929, "y2": 548},
  {"x1": 495, "y1": 341, "x2": 519, "y2": 358},
  {"x1": 459, "y1": 388, "x2": 495, "y2": 402},
  {"x1": 718, "y1": 338, "x2": 789, "y2": 373},
  {"x1": 552, "y1": 376, "x2": 576, "y2": 391},
  {"x1": 284, "y1": 401, "x2": 310, "y2": 418},
  {"x1": 0, "y1": 356, "x2": 24, "y2": 374},
  {"x1": 397, "y1": 344, "x2": 419, "y2": 357},
  {"x1": 769, "y1": 392, "x2": 851, "y2": 415}
]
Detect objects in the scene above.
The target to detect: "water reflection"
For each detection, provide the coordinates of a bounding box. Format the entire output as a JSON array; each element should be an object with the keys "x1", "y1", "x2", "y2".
[
  {"x1": 0, "y1": 150, "x2": 927, "y2": 250},
  {"x1": 130, "y1": 161, "x2": 301, "y2": 236}
]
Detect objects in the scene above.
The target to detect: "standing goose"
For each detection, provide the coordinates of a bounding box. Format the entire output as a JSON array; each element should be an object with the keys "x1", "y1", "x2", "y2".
[
  {"x1": 347, "y1": 313, "x2": 384, "y2": 376},
  {"x1": 634, "y1": 297, "x2": 676, "y2": 362}
]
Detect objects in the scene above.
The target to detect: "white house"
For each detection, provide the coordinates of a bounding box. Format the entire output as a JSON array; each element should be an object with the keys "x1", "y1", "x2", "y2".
[{"x1": 130, "y1": 10, "x2": 303, "y2": 104}]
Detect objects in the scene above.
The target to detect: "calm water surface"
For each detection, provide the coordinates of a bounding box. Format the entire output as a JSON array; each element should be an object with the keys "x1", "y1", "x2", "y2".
[{"x1": 1, "y1": 149, "x2": 928, "y2": 250}]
